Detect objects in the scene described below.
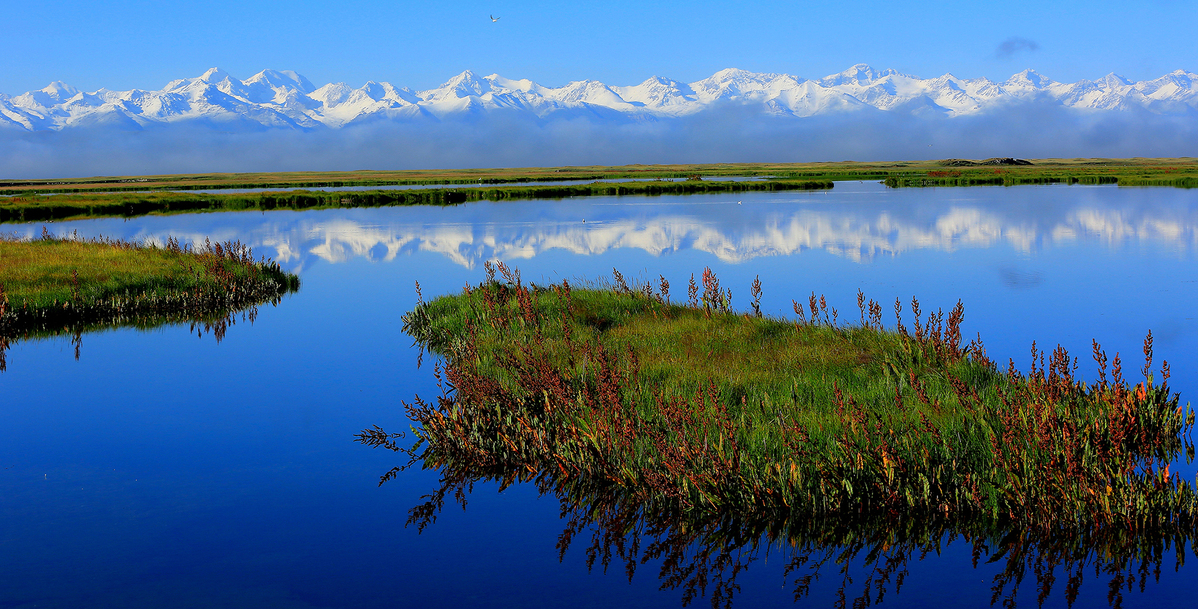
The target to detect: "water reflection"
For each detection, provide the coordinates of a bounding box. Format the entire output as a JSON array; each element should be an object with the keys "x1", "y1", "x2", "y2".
[
  {"x1": 0, "y1": 304, "x2": 277, "y2": 371},
  {"x1": 0, "y1": 235, "x2": 298, "y2": 370},
  {"x1": 11, "y1": 184, "x2": 1196, "y2": 271},
  {"x1": 5, "y1": 183, "x2": 1197, "y2": 608},
  {"x1": 178, "y1": 200, "x2": 1198, "y2": 267},
  {"x1": 384, "y1": 457, "x2": 1190, "y2": 609}
]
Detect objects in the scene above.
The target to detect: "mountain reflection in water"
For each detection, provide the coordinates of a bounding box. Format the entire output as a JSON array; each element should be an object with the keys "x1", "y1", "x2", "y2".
[
  {"x1": 382, "y1": 456, "x2": 1190, "y2": 609},
  {"x1": 9, "y1": 184, "x2": 1198, "y2": 272},
  {"x1": 5, "y1": 182, "x2": 1197, "y2": 608},
  {"x1": 241, "y1": 200, "x2": 1198, "y2": 269}
]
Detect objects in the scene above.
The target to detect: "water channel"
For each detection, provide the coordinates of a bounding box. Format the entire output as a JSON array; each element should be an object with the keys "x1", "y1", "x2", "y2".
[{"x1": 3, "y1": 182, "x2": 1197, "y2": 607}]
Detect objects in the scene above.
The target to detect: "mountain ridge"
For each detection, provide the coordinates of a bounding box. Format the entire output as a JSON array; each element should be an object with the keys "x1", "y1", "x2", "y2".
[{"x1": 2, "y1": 65, "x2": 1196, "y2": 133}]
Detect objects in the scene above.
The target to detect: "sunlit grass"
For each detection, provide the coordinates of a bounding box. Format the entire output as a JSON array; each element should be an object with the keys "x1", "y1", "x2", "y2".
[
  {"x1": 0, "y1": 233, "x2": 299, "y2": 369},
  {"x1": 390, "y1": 265, "x2": 1196, "y2": 531},
  {"x1": 2, "y1": 236, "x2": 212, "y2": 307},
  {"x1": 0, "y1": 178, "x2": 832, "y2": 223},
  {"x1": 4, "y1": 157, "x2": 1194, "y2": 196}
]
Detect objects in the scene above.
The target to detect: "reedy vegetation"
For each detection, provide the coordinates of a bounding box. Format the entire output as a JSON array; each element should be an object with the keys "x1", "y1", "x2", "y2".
[
  {"x1": 383, "y1": 265, "x2": 1196, "y2": 533},
  {"x1": 4, "y1": 158, "x2": 1196, "y2": 224},
  {"x1": 3, "y1": 158, "x2": 1195, "y2": 195},
  {"x1": 0, "y1": 230, "x2": 299, "y2": 370},
  {"x1": 0, "y1": 179, "x2": 832, "y2": 223}
]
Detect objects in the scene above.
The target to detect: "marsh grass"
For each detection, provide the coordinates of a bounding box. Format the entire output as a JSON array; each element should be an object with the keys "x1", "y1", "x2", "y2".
[
  {"x1": 0, "y1": 230, "x2": 299, "y2": 370},
  {"x1": 6, "y1": 159, "x2": 1196, "y2": 224},
  {"x1": 884, "y1": 159, "x2": 1198, "y2": 188},
  {"x1": 5, "y1": 158, "x2": 1194, "y2": 205},
  {"x1": 0, "y1": 179, "x2": 833, "y2": 223},
  {"x1": 378, "y1": 265, "x2": 1196, "y2": 534},
  {"x1": 4, "y1": 158, "x2": 1195, "y2": 195}
]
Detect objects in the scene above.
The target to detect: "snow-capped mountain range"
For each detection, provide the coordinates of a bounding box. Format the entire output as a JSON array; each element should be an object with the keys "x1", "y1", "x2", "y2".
[{"x1": 2, "y1": 64, "x2": 1196, "y2": 132}]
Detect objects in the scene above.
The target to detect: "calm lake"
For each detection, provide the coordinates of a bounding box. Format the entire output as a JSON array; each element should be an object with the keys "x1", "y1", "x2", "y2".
[{"x1": 3, "y1": 182, "x2": 1197, "y2": 608}]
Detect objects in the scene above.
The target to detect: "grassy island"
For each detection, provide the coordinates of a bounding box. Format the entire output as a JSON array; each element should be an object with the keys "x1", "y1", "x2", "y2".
[
  {"x1": 375, "y1": 266, "x2": 1197, "y2": 533},
  {"x1": 0, "y1": 231, "x2": 299, "y2": 369}
]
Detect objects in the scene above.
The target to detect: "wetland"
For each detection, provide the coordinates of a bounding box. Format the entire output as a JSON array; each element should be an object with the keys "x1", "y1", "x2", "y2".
[{"x1": 3, "y1": 178, "x2": 1198, "y2": 607}]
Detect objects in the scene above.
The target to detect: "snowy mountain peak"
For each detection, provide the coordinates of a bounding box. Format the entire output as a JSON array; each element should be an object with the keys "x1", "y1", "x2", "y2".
[
  {"x1": 616, "y1": 75, "x2": 695, "y2": 106},
  {"x1": 309, "y1": 82, "x2": 353, "y2": 106},
  {"x1": 1102, "y1": 72, "x2": 1132, "y2": 87},
  {"x1": 358, "y1": 81, "x2": 408, "y2": 103},
  {"x1": 486, "y1": 74, "x2": 537, "y2": 93},
  {"x1": 820, "y1": 64, "x2": 893, "y2": 86},
  {"x1": 245, "y1": 69, "x2": 315, "y2": 94},
  {"x1": 3, "y1": 65, "x2": 1196, "y2": 133},
  {"x1": 199, "y1": 67, "x2": 234, "y2": 84},
  {"x1": 708, "y1": 68, "x2": 765, "y2": 82},
  {"x1": 1007, "y1": 69, "x2": 1053, "y2": 88},
  {"x1": 41, "y1": 81, "x2": 80, "y2": 100},
  {"x1": 448, "y1": 70, "x2": 489, "y2": 93}
]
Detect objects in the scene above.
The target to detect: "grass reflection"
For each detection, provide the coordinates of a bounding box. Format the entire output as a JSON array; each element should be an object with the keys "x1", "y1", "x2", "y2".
[
  {"x1": 0, "y1": 231, "x2": 299, "y2": 370},
  {"x1": 365, "y1": 449, "x2": 1193, "y2": 608},
  {"x1": 360, "y1": 266, "x2": 1196, "y2": 607}
]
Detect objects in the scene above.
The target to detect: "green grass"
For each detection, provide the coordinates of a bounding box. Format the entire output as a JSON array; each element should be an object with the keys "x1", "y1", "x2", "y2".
[
  {"x1": 4, "y1": 157, "x2": 1195, "y2": 196},
  {"x1": 381, "y1": 266, "x2": 1197, "y2": 532},
  {"x1": 0, "y1": 178, "x2": 833, "y2": 223},
  {"x1": 883, "y1": 157, "x2": 1198, "y2": 188},
  {"x1": 0, "y1": 233, "x2": 295, "y2": 307},
  {"x1": 0, "y1": 233, "x2": 299, "y2": 368},
  {"x1": 5, "y1": 157, "x2": 1196, "y2": 223}
]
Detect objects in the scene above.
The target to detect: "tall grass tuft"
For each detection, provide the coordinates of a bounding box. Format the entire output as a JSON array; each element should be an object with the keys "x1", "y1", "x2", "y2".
[{"x1": 370, "y1": 267, "x2": 1195, "y2": 535}]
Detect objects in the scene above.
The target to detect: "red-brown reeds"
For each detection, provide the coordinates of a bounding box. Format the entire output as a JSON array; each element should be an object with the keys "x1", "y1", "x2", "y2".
[
  {"x1": 382, "y1": 431, "x2": 1190, "y2": 609},
  {"x1": 387, "y1": 266, "x2": 1197, "y2": 539}
]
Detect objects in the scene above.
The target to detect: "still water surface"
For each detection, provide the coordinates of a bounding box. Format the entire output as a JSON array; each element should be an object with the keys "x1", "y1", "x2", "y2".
[{"x1": 3, "y1": 182, "x2": 1197, "y2": 607}]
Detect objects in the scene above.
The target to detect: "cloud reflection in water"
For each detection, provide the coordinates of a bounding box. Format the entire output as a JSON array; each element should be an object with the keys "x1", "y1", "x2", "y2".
[
  {"x1": 14, "y1": 184, "x2": 1198, "y2": 271},
  {"x1": 245, "y1": 189, "x2": 1198, "y2": 270}
]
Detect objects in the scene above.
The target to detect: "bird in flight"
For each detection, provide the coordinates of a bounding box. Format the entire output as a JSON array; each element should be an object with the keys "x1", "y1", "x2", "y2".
[{"x1": 490, "y1": 15, "x2": 500, "y2": 22}]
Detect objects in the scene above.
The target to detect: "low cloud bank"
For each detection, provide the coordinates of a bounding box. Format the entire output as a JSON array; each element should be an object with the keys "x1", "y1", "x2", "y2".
[{"x1": 2, "y1": 102, "x2": 1196, "y2": 179}]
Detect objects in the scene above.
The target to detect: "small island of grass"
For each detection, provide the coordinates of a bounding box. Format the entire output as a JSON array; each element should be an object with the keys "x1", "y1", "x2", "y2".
[
  {"x1": 372, "y1": 265, "x2": 1196, "y2": 534},
  {"x1": 0, "y1": 230, "x2": 299, "y2": 369}
]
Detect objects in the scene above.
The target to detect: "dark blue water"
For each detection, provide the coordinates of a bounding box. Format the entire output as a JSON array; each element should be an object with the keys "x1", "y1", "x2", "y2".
[{"x1": 3, "y1": 182, "x2": 1197, "y2": 607}]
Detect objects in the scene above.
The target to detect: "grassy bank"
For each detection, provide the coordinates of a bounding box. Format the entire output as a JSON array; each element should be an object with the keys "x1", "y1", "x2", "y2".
[
  {"x1": 877, "y1": 156, "x2": 1198, "y2": 188},
  {"x1": 4, "y1": 158, "x2": 1195, "y2": 223},
  {"x1": 0, "y1": 178, "x2": 832, "y2": 224},
  {"x1": 381, "y1": 266, "x2": 1196, "y2": 531},
  {"x1": 4, "y1": 157, "x2": 1194, "y2": 196},
  {"x1": 0, "y1": 231, "x2": 299, "y2": 369}
]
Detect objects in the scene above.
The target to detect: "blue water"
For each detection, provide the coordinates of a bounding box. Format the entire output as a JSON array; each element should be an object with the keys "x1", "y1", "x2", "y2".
[{"x1": 3, "y1": 182, "x2": 1197, "y2": 607}]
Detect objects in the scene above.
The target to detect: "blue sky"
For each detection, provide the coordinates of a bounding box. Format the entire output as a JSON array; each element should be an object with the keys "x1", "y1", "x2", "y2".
[{"x1": 4, "y1": 0, "x2": 1196, "y2": 95}]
